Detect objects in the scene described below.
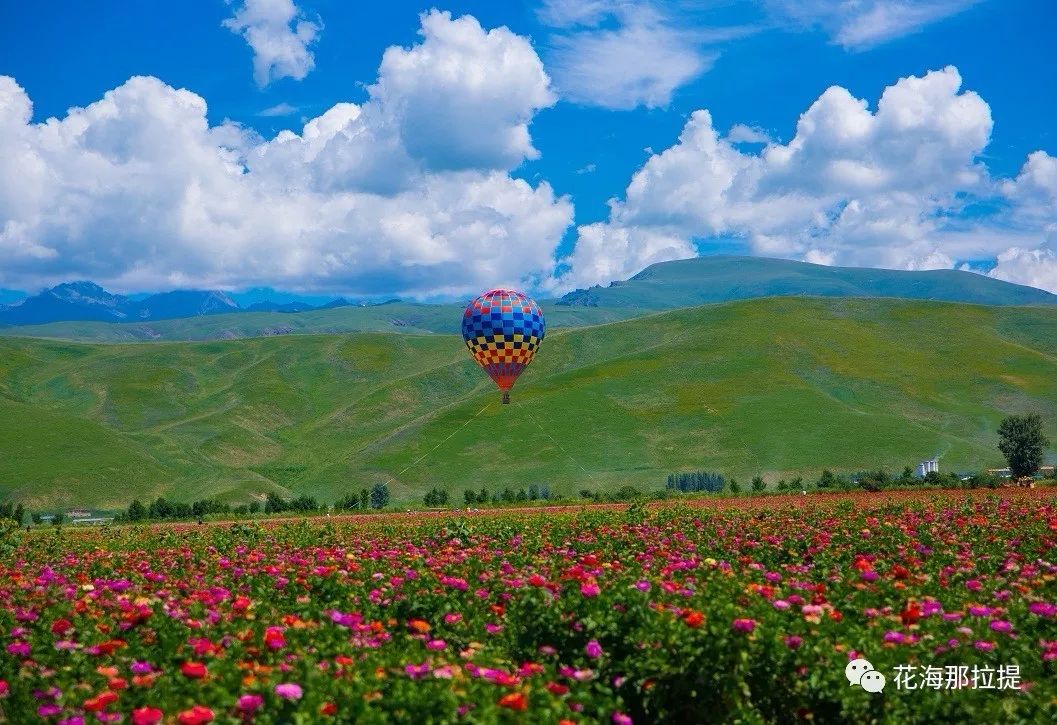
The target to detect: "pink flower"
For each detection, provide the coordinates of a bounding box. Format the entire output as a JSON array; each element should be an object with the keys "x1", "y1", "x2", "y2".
[
  {"x1": 1028, "y1": 602, "x2": 1056, "y2": 617},
  {"x1": 965, "y1": 580, "x2": 982, "y2": 592},
  {"x1": 612, "y1": 713, "x2": 633, "y2": 725},
  {"x1": 585, "y1": 639, "x2": 603, "y2": 658},
  {"x1": 581, "y1": 581, "x2": 601, "y2": 597},
  {"x1": 634, "y1": 580, "x2": 651, "y2": 592},
  {"x1": 406, "y1": 663, "x2": 430, "y2": 679},
  {"x1": 443, "y1": 613, "x2": 462, "y2": 624},
  {"x1": 274, "y1": 682, "x2": 303, "y2": 700},
  {"x1": 6, "y1": 641, "x2": 30, "y2": 657},
  {"x1": 426, "y1": 639, "x2": 446, "y2": 651},
  {"x1": 784, "y1": 635, "x2": 802, "y2": 650},
  {"x1": 732, "y1": 618, "x2": 756, "y2": 633},
  {"x1": 989, "y1": 620, "x2": 1013, "y2": 634},
  {"x1": 974, "y1": 640, "x2": 995, "y2": 651},
  {"x1": 773, "y1": 599, "x2": 790, "y2": 610},
  {"x1": 237, "y1": 694, "x2": 263, "y2": 713}
]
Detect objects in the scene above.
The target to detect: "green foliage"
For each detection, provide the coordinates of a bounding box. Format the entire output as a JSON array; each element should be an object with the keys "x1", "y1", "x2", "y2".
[
  {"x1": 370, "y1": 482, "x2": 390, "y2": 510},
  {"x1": 998, "y1": 414, "x2": 1049, "y2": 479},
  {"x1": 666, "y1": 471, "x2": 725, "y2": 493},
  {"x1": 751, "y1": 475, "x2": 766, "y2": 492},
  {"x1": 423, "y1": 488, "x2": 449, "y2": 507}
]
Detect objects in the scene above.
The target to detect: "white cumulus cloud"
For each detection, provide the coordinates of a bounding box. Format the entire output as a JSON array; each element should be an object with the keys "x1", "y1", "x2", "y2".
[
  {"x1": 223, "y1": 0, "x2": 322, "y2": 87},
  {"x1": 553, "y1": 66, "x2": 1057, "y2": 291},
  {"x1": 0, "y1": 11, "x2": 572, "y2": 297}
]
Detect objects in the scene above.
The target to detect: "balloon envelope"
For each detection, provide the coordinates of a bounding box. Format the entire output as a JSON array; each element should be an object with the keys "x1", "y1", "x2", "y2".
[{"x1": 461, "y1": 289, "x2": 545, "y2": 397}]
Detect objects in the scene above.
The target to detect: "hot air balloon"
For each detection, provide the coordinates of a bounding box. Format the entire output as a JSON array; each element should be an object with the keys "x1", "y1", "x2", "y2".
[{"x1": 461, "y1": 289, "x2": 546, "y2": 404}]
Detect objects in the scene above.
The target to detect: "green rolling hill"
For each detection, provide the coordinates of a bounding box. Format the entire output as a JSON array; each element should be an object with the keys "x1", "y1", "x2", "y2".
[
  {"x1": 1, "y1": 296, "x2": 1056, "y2": 510},
  {"x1": 556, "y1": 255, "x2": 1057, "y2": 308}
]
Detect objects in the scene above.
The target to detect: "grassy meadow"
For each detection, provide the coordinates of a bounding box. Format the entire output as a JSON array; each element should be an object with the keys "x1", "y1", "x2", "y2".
[{"x1": 1, "y1": 296, "x2": 1056, "y2": 510}]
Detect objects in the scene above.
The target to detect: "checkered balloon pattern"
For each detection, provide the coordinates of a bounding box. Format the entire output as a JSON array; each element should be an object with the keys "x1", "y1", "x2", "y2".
[{"x1": 461, "y1": 289, "x2": 546, "y2": 392}]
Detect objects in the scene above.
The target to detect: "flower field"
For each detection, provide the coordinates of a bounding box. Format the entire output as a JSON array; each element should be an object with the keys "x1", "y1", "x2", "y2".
[{"x1": 1, "y1": 490, "x2": 1056, "y2": 723}]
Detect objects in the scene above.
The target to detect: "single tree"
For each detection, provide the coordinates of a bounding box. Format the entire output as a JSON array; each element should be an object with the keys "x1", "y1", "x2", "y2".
[
  {"x1": 817, "y1": 470, "x2": 838, "y2": 489},
  {"x1": 998, "y1": 414, "x2": 1049, "y2": 479},
  {"x1": 370, "y1": 482, "x2": 390, "y2": 510},
  {"x1": 751, "y1": 476, "x2": 765, "y2": 492},
  {"x1": 127, "y1": 499, "x2": 147, "y2": 522},
  {"x1": 728, "y1": 478, "x2": 740, "y2": 494}
]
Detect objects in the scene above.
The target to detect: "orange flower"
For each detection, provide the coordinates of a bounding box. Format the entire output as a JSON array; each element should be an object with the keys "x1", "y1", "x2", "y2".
[
  {"x1": 408, "y1": 619, "x2": 431, "y2": 634},
  {"x1": 498, "y1": 692, "x2": 527, "y2": 711},
  {"x1": 684, "y1": 610, "x2": 705, "y2": 629}
]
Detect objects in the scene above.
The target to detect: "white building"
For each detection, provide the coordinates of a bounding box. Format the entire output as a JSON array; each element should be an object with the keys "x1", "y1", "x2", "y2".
[{"x1": 916, "y1": 459, "x2": 939, "y2": 478}]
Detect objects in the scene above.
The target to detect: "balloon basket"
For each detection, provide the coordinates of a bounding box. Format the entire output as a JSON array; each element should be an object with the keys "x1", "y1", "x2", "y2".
[{"x1": 502, "y1": 392, "x2": 510, "y2": 405}]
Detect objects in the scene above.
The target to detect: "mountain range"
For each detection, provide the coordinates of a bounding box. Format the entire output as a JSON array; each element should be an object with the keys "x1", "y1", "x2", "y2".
[
  {"x1": 0, "y1": 282, "x2": 375, "y2": 327},
  {"x1": 2, "y1": 256, "x2": 1055, "y2": 341}
]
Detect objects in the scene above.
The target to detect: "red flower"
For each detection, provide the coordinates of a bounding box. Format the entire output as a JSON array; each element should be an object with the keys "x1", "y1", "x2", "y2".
[
  {"x1": 177, "y1": 705, "x2": 214, "y2": 725},
  {"x1": 546, "y1": 681, "x2": 569, "y2": 695},
  {"x1": 498, "y1": 692, "x2": 528, "y2": 711},
  {"x1": 684, "y1": 610, "x2": 705, "y2": 629},
  {"x1": 181, "y1": 661, "x2": 208, "y2": 679},
  {"x1": 901, "y1": 601, "x2": 921, "y2": 626},
  {"x1": 83, "y1": 691, "x2": 119, "y2": 712},
  {"x1": 320, "y1": 702, "x2": 338, "y2": 716},
  {"x1": 132, "y1": 706, "x2": 164, "y2": 725},
  {"x1": 264, "y1": 626, "x2": 286, "y2": 650},
  {"x1": 528, "y1": 574, "x2": 547, "y2": 587},
  {"x1": 51, "y1": 618, "x2": 73, "y2": 636}
]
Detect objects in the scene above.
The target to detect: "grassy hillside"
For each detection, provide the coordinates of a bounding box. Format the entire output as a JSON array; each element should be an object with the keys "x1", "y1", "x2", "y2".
[{"x1": 1, "y1": 297, "x2": 1056, "y2": 510}]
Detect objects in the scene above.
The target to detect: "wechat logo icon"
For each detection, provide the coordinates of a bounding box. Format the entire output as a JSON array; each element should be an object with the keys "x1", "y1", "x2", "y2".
[{"x1": 845, "y1": 658, "x2": 886, "y2": 693}]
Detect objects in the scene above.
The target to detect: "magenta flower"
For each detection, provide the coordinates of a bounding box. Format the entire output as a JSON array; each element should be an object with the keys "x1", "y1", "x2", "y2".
[
  {"x1": 274, "y1": 682, "x2": 303, "y2": 700},
  {"x1": 634, "y1": 580, "x2": 651, "y2": 592},
  {"x1": 784, "y1": 635, "x2": 803, "y2": 650},
  {"x1": 1028, "y1": 602, "x2": 1056, "y2": 617},
  {"x1": 581, "y1": 581, "x2": 601, "y2": 597},
  {"x1": 732, "y1": 618, "x2": 756, "y2": 633},
  {"x1": 990, "y1": 620, "x2": 1013, "y2": 634},
  {"x1": 238, "y1": 694, "x2": 264, "y2": 712},
  {"x1": 585, "y1": 639, "x2": 603, "y2": 658},
  {"x1": 612, "y1": 713, "x2": 633, "y2": 725},
  {"x1": 426, "y1": 639, "x2": 446, "y2": 651}
]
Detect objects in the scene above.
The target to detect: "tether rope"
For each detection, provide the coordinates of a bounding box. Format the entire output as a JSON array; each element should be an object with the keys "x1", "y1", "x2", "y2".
[{"x1": 392, "y1": 399, "x2": 494, "y2": 478}]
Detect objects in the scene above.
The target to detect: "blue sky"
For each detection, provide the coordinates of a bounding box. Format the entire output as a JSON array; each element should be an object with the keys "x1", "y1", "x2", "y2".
[{"x1": 1, "y1": 0, "x2": 1055, "y2": 300}]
